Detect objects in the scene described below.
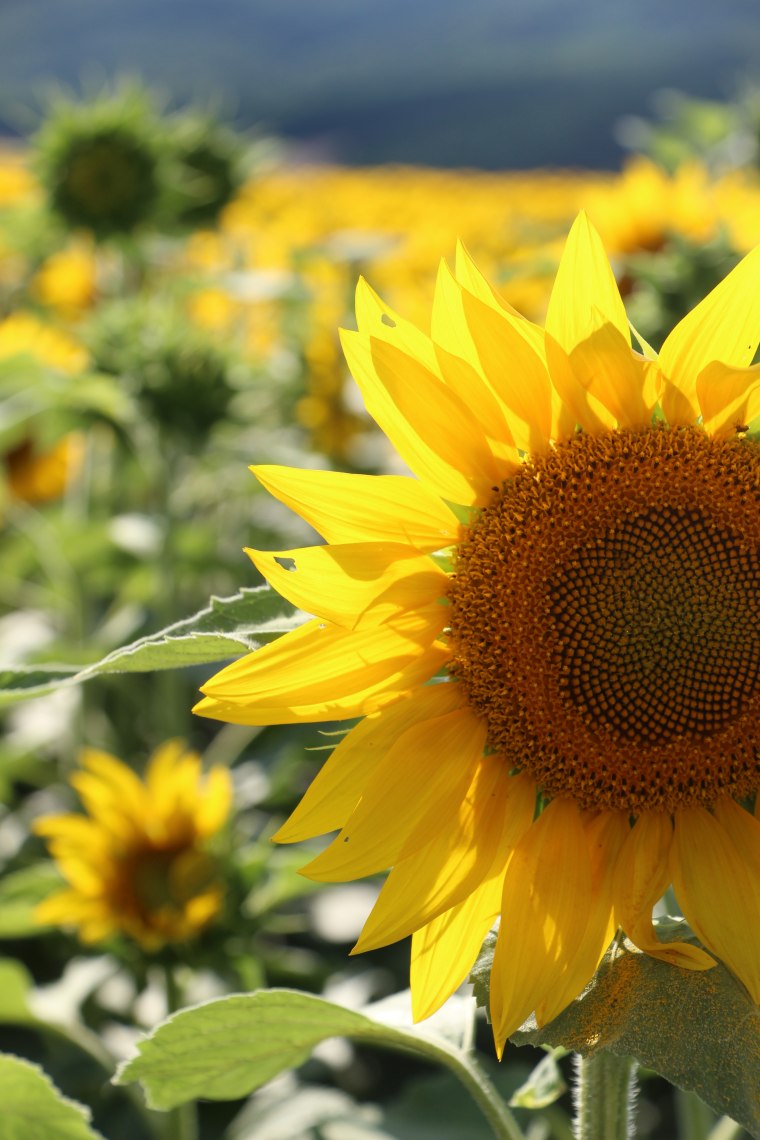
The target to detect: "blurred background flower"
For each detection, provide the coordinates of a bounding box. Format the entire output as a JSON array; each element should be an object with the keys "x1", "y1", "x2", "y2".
[{"x1": 34, "y1": 740, "x2": 231, "y2": 948}]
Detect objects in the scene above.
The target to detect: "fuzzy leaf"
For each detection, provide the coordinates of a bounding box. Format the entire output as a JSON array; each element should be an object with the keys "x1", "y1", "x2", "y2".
[
  {"x1": 0, "y1": 1054, "x2": 104, "y2": 1139},
  {"x1": 115, "y1": 988, "x2": 478, "y2": 1111},
  {"x1": 0, "y1": 585, "x2": 306, "y2": 706},
  {"x1": 498, "y1": 922, "x2": 760, "y2": 1139}
]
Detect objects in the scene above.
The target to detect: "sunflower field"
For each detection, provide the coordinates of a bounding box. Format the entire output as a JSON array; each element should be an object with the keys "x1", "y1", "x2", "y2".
[{"x1": 2, "y1": 83, "x2": 760, "y2": 1140}]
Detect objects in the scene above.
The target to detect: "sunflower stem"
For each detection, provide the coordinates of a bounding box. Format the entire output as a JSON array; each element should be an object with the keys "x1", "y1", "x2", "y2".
[
  {"x1": 573, "y1": 1052, "x2": 637, "y2": 1140},
  {"x1": 163, "y1": 963, "x2": 199, "y2": 1140},
  {"x1": 424, "y1": 1048, "x2": 526, "y2": 1140}
]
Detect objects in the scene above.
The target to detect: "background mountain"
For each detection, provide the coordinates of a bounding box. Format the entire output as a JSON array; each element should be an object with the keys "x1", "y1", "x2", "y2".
[{"x1": 1, "y1": 0, "x2": 759, "y2": 168}]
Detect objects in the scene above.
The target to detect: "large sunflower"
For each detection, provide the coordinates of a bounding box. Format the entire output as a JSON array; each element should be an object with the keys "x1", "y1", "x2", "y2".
[{"x1": 195, "y1": 214, "x2": 760, "y2": 1054}]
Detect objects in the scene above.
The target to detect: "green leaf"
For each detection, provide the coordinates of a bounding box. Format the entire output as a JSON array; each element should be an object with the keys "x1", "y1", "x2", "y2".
[
  {"x1": 0, "y1": 959, "x2": 37, "y2": 1024},
  {"x1": 509, "y1": 1051, "x2": 567, "y2": 1109},
  {"x1": 0, "y1": 863, "x2": 64, "y2": 938},
  {"x1": 0, "y1": 585, "x2": 306, "y2": 706},
  {"x1": 115, "y1": 989, "x2": 478, "y2": 1111},
  {"x1": 506, "y1": 923, "x2": 760, "y2": 1139},
  {"x1": 469, "y1": 929, "x2": 496, "y2": 1016},
  {"x1": 0, "y1": 956, "x2": 119, "y2": 1075},
  {"x1": 0, "y1": 1053, "x2": 105, "y2": 1139}
]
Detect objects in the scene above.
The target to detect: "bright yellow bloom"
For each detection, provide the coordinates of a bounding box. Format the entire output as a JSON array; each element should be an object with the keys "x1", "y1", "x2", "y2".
[
  {"x1": 587, "y1": 157, "x2": 718, "y2": 255},
  {"x1": 33, "y1": 243, "x2": 97, "y2": 317},
  {"x1": 196, "y1": 214, "x2": 760, "y2": 1054},
  {"x1": 5, "y1": 432, "x2": 85, "y2": 505},
  {"x1": 35, "y1": 742, "x2": 232, "y2": 950},
  {"x1": 0, "y1": 312, "x2": 88, "y2": 375}
]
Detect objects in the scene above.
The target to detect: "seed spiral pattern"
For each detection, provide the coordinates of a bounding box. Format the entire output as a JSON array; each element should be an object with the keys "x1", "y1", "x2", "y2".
[{"x1": 447, "y1": 426, "x2": 760, "y2": 811}]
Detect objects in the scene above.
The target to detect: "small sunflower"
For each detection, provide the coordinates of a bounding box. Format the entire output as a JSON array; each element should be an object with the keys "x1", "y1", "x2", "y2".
[
  {"x1": 195, "y1": 214, "x2": 760, "y2": 1054},
  {"x1": 35, "y1": 742, "x2": 232, "y2": 950},
  {"x1": 5, "y1": 432, "x2": 85, "y2": 505}
]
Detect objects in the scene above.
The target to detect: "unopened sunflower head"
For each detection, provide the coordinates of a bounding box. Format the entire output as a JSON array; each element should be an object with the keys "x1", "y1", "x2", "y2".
[
  {"x1": 159, "y1": 111, "x2": 247, "y2": 231},
  {"x1": 84, "y1": 294, "x2": 238, "y2": 441},
  {"x1": 195, "y1": 212, "x2": 760, "y2": 1055},
  {"x1": 33, "y1": 85, "x2": 163, "y2": 240},
  {"x1": 34, "y1": 742, "x2": 232, "y2": 950}
]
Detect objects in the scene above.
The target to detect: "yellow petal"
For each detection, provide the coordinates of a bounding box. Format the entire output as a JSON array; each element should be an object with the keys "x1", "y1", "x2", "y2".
[
  {"x1": 568, "y1": 315, "x2": 650, "y2": 428},
  {"x1": 696, "y1": 360, "x2": 760, "y2": 439},
  {"x1": 36, "y1": 890, "x2": 113, "y2": 938},
  {"x1": 431, "y1": 261, "x2": 520, "y2": 467},
  {"x1": 340, "y1": 329, "x2": 499, "y2": 505},
  {"x1": 614, "y1": 813, "x2": 714, "y2": 970},
  {"x1": 195, "y1": 612, "x2": 449, "y2": 725},
  {"x1": 76, "y1": 748, "x2": 149, "y2": 818},
  {"x1": 545, "y1": 212, "x2": 629, "y2": 354},
  {"x1": 300, "y1": 706, "x2": 487, "y2": 881},
  {"x1": 535, "y1": 809, "x2": 630, "y2": 1025},
  {"x1": 69, "y1": 765, "x2": 147, "y2": 840},
  {"x1": 411, "y1": 874, "x2": 504, "y2": 1022},
  {"x1": 246, "y1": 542, "x2": 447, "y2": 630},
  {"x1": 251, "y1": 466, "x2": 459, "y2": 553},
  {"x1": 672, "y1": 802, "x2": 760, "y2": 1000},
  {"x1": 145, "y1": 740, "x2": 193, "y2": 794},
  {"x1": 459, "y1": 288, "x2": 552, "y2": 454},
  {"x1": 145, "y1": 741, "x2": 200, "y2": 824},
  {"x1": 194, "y1": 767, "x2": 233, "y2": 837},
  {"x1": 274, "y1": 681, "x2": 466, "y2": 843},
  {"x1": 490, "y1": 799, "x2": 593, "y2": 1056},
  {"x1": 659, "y1": 241, "x2": 760, "y2": 411},
  {"x1": 355, "y1": 277, "x2": 439, "y2": 372},
  {"x1": 544, "y1": 333, "x2": 618, "y2": 435},
  {"x1": 33, "y1": 813, "x2": 108, "y2": 848},
  {"x1": 353, "y1": 765, "x2": 535, "y2": 952},
  {"x1": 454, "y1": 241, "x2": 536, "y2": 338},
  {"x1": 45, "y1": 852, "x2": 111, "y2": 894}
]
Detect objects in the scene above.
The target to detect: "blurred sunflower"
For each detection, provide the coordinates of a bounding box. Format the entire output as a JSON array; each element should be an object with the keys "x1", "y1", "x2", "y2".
[
  {"x1": 5, "y1": 432, "x2": 85, "y2": 505},
  {"x1": 0, "y1": 313, "x2": 88, "y2": 506},
  {"x1": 35, "y1": 742, "x2": 232, "y2": 950},
  {"x1": 33, "y1": 84, "x2": 162, "y2": 240},
  {"x1": 196, "y1": 214, "x2": 760, "y2": 1053}
]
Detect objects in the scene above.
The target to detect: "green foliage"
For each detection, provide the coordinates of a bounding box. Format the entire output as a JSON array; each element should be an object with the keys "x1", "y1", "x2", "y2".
[
  {"x1": 0, "y1": 864, "x2": 63, "y2": 937},
  {"x1": 115, "y1": 987, "x2": 516, "y2": 1139},
  {"x1": 0, "y1": 585, "x2": 305, "y2": 706},
  {"x1": 0, "y1": 1053, "x2": 105, "y2": 1139},
  {"x1": 472, "y1": 923, "x2": 760, "y2": 1138},
  {"x1": 509, "y1": 1051, "x2": 567, "y2": 1110},
  {"x1": 84, "y1": 294, "x2": 241, "y2": 440}
]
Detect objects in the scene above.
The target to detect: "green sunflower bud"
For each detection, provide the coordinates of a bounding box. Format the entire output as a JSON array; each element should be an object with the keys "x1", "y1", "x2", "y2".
[
  {"x1": 161, "y1": 112, "x2": 247, "y2": 230},
  {"x1": 84, "y1": 294, "x2": 239, "y2": 440},
  {"x1": 33, "y1": 84, "x2": 163, "y2": 240}
]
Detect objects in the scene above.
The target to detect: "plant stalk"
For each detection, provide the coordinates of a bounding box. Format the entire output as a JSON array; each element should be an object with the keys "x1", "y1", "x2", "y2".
[
  {"x1": 163, "y1": 963, "x2": 199, "y2": 1140},
  {"x1": 574, "y1": 1052, "x2": 637, "y2": 1140}
]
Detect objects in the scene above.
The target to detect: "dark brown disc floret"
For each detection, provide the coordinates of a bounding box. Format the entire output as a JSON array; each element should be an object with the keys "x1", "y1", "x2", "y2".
[{"x1": 446, "y1": 425, "x2": 760, "y2": 811}]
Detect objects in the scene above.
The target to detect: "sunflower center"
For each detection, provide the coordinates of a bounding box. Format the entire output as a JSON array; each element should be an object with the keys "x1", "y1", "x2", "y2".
[{"x1": 447, "y1": 426, "x2": 760, "y2": 812}]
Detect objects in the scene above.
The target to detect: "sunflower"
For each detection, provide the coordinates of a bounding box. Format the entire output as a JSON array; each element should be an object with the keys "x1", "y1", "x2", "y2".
[
  {"x1": 35, "y1": 742, "x2": 232, "y2": 950},
  {"x1": 5, "y1": 431, "x2": 85, "y2": 505},
  {"x1": 195, "y1": 214, "x2": 760, "y2": 1054}
]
